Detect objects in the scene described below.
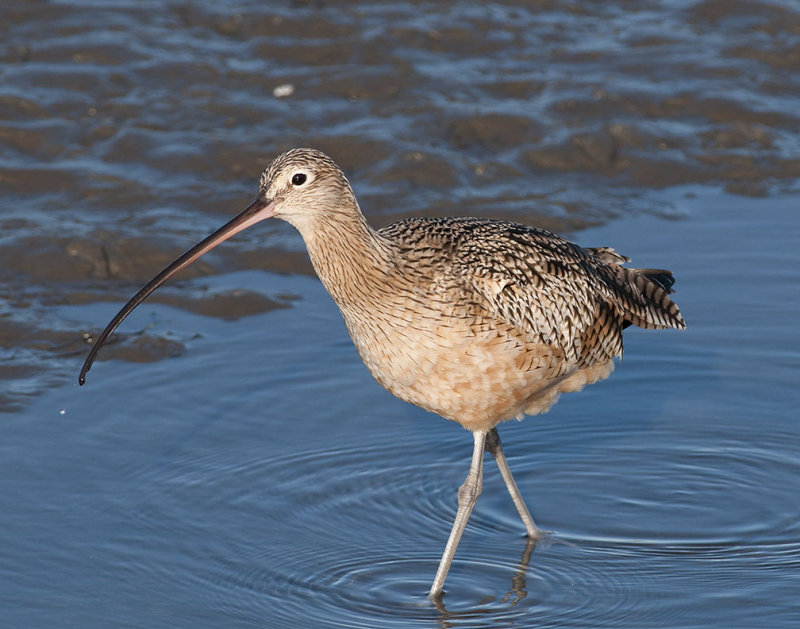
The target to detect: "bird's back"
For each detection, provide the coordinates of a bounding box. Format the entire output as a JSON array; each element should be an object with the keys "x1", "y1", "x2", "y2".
[{"x1": 380, "y1": 216, "x2": 684, "y2": 343}]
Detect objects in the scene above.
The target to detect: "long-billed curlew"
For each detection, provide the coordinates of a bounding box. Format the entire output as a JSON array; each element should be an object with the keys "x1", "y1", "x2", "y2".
[{"x1": 79, "y1": 148, "x2": 685, "y2": 599}]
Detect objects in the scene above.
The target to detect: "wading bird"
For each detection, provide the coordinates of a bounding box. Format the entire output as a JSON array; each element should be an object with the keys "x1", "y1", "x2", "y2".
[{"x1": 80, "y1": 148, "x2": 685, "y2": 599}]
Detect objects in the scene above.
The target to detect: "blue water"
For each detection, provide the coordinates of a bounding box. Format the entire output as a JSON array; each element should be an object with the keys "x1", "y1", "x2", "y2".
[{"x1": 3, "y1": 188, "x2": 799, "y2": 627}]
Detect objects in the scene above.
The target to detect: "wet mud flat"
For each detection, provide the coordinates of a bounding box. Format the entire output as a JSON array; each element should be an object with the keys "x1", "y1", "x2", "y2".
[{"x1": 1, "y1": 0, "x2": 799, "y2": 409}]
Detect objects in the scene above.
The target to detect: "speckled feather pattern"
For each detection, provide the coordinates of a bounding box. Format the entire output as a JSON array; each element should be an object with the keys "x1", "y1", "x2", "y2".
[{"x1": 262, "y1": 149, "x2": 686, "y2": 432}]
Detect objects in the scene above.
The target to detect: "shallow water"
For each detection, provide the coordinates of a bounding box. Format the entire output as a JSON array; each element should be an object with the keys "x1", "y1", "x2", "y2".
[
  {"x1": 2, "y1": 1, "x2": 800, "y2": 627},
  {"x1": 4, "y1": 190, "x2": 799, "y2": 627}
]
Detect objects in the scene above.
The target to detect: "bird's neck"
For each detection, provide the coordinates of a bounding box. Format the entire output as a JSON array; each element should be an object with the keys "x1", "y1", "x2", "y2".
[{"x1": 297, "y1": 207, "x2": 394, "y2": 310}]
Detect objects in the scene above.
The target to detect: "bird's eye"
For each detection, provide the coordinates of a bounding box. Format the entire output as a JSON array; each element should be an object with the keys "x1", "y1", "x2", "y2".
[{"x1": 291, "y1": 173, "x2": 307, "y2": 186}]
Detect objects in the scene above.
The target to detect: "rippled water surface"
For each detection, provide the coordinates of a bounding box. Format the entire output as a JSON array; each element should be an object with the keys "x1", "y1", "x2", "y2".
[{"x1": 2, "y1": 1, "x2": 800, "y2": 627}]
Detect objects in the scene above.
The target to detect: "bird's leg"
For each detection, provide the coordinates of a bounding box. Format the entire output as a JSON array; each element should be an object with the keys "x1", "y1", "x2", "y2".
[
  {"x1": 429, "y1": 430, "x2": 487, "y2": 600},
  {"x1": 486, "y1": 427, "x2": 543, "y2": 539}
]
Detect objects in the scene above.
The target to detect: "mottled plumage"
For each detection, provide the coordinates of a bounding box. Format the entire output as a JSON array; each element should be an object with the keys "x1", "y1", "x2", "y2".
[
  {"x1": 80, "y1": 147, "x2": 685, "y2": 600},
  {"x1": 256, "y1": 150, "x2": 685, "y2": 433}
]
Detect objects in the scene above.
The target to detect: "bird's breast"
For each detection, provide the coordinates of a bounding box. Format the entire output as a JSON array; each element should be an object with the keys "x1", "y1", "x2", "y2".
[{"x1": 336, "y1": 295, "x2": 574, "y2": 431}]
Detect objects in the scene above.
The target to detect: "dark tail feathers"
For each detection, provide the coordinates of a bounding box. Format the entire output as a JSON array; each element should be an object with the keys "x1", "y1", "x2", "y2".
[{"x1": 634, "y1": 268, "x2": 676, "y2": 294}]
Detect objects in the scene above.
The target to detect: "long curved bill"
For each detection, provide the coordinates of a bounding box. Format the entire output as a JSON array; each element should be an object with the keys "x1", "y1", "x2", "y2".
[{"x1": 79, "y1": 197, "x2": 276, "y2": 385}]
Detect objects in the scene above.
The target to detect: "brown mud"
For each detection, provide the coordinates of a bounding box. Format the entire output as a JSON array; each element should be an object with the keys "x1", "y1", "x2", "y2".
[{"x1": 1, "y1": 0, "x2": 799, "y2": 409}]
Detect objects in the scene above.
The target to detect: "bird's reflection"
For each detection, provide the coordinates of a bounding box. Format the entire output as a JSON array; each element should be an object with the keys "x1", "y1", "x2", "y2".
[
  {"x1": 431, "y1": 537, "x2": 538, "y2": 625},
  {"x1": 500, "y1": 537, "x2": 537, "y2": 606}
]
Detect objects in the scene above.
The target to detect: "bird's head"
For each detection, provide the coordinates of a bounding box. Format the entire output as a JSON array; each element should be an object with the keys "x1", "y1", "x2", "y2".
[
  {"x1": 258, "y1": 148, "x2": 357, "y2": 231},
  {"x1": 78, "y1": 147, "x2": 348, "y2": 385}
]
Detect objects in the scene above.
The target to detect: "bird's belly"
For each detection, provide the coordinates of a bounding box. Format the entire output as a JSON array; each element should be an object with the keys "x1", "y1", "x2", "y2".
[{"x1": 343, "y1": 312, "x2": 594, "y2": 432}]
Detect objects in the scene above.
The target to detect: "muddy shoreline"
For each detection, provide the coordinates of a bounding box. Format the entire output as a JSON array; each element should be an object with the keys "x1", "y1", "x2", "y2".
[{"x1": 2, "y1": 0, "x2": 799, "y2": 409}]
